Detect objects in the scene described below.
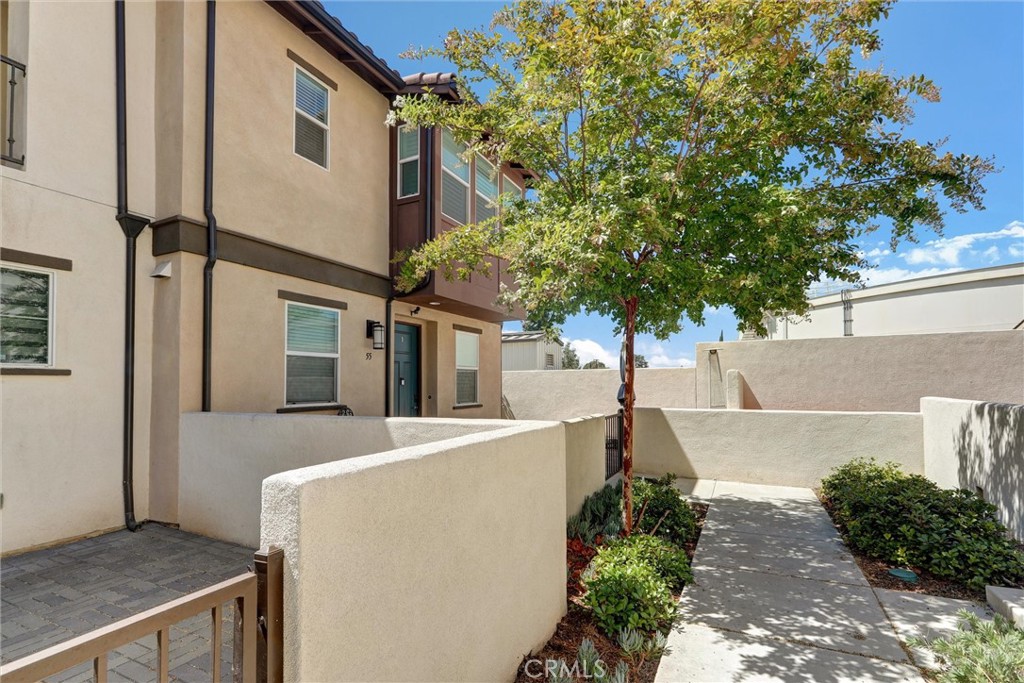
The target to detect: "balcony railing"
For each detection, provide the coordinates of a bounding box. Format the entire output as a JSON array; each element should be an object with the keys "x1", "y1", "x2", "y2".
[{"x1": 2, "y1": 54, "x2": 26, "y2": 165}]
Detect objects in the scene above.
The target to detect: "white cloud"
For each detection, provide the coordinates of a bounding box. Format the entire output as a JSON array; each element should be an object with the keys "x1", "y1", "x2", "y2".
[
  {"x1": 901, "y1": 220, "x2": 1024, "y2": 267},
  {"x1": 865, "y1": 247, "x2": 890, "y2": 259},
  {"x1": 638, "y1": 341, "x2": 696, "y2": 368},
  {"x1": 860, "y1": 266, "x2": 963, "y2": 287},
  {"x1": 982, "y1": 245, "x2": 1000, "y2": 263},
  {"x1": 565, "y1": 338, "x2": 618, "y2": 368},
  {"x1": 1009, "y1": 244, "x2": 1024, "y2": 259}
]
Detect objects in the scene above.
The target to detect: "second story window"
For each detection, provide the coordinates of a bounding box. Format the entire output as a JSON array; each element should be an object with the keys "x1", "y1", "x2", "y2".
[
  {"x1": 441, "y1": 129, "x2": 469, "y2": 224},
  {"x1": 294, "y1": 68, "x2": 329, "y2": 168},
  {"x1": 397, "y1": 125, "x2": 419, "y2": 198},
  {"x1": 1, "y1": 266, "x2": 53, "y2": 366},
  {"x1": 475, "y1": 156, "x2": 498, "y2": 224}
]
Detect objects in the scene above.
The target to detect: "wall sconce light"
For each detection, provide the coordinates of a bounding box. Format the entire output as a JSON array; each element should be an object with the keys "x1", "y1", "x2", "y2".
[{"x1": 366, "y1": 320, "x2": 385, "y2": 350}]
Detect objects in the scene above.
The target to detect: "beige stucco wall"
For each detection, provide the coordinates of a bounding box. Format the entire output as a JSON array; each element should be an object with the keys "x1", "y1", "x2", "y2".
[
  {"x1": 1, "y1": 1, "x2": 156, "y2": 554},
  {"x1": 179, "y1": 413, "x2": 511, "y2": 547},
  {"x1": 633, "y1": 408, "x2": 923, "y2": 487},
  {"x1": 503, "y1": 367, "x2": 696, "y2": 420},
  {"x1": 564, "y1": 415, "x2": 608, "y2": 519},
  {"x1": 921, "y1": 397, "x2": 1024, "y2": 541},
  {"x1": 697, "y1": 331, "x2": 1024, "y2": 411},
  {"x1": 261, "y1": 421, "x2": 566, "y2": 682}
]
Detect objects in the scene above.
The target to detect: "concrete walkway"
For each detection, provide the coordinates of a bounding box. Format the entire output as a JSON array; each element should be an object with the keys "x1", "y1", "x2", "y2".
[{"x1": 655, "y1": 480, "x2": 980, "y2": 683}]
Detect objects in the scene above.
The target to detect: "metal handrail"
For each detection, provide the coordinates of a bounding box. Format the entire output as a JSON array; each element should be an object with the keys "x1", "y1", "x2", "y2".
[{"x1": 2, "y1": 53, "x2": 26, "y2": 165}]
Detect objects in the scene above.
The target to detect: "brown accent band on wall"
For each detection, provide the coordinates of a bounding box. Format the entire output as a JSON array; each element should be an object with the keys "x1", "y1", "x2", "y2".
[
  {"x1": 151, "y1": 216, "x2": 392, "y2": 299},
  {"x1": 276, "y1": 403, "x2": 346, "y2": 414},
  {"x1": 287, "y1": 49, "x2": 338, "y2": 91},
  {"x1": 453, "y1": 324, "x2": 483, "y2": 334},
  {"x1": 0, "y1": 248, "x2": 73, "y2": 272},
  {"x1": 1, "y1": 367, "x2": 72, "y2": 376},
  {"x1": 278, "y1": 289, "x2": 349, "y2": 310}
]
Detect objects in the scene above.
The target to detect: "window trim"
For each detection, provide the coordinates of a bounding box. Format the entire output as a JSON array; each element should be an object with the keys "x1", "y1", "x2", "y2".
[
  {"x1": 454, "y1": 329, "x2": 480, "y2": 406},
  {"x1": 0, "y1": 263, "x2": 55, "y2": 368},
  {"x1": 475, "y1": 155, "x2": 499, "y2": 224},
  {"x1": 397, "y1": 124, "x2": 420, "y2": 199},
  {"x1": 293, "y1": 65, "x2": 331, "y2": 170},
  {"x1": 284, "y1": 301, "x2": 341, "y2": 406},
  {"x1": 441, "y1": 130, "x2": 470, "y2": 225}
]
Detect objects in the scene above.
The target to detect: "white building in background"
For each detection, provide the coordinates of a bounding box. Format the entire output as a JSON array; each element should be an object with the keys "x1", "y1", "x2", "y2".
[
  {"x1": 761, "y1": 262, "x2": 1024, "y2": 340},
  {"x1": 501, "y1": 331, "x2": 564, "y2": 370}
]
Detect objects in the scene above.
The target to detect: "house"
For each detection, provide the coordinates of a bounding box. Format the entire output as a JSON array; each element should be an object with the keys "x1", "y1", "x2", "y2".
[
  {"x1": 0, "y1": 0, "x2": 527, "y2": 554},
  {"x1": 501, "y1": 331, "x2": 564, "y2": 371},
  {"x1": 758, "y1": 262, "x2": 1024, "y2": 340}
]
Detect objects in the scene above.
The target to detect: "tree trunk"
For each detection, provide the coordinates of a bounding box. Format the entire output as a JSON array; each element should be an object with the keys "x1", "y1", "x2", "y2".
[{"x1": 622, "y1": 297, "x2": 637, "y2": 535}]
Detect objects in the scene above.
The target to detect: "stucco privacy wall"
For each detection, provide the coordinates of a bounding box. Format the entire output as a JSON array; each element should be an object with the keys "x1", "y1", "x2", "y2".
[
  {"x1": 261, "y1": 422, "x2": 566, "y2": 682},
  {"x1": 503, "y1": 368, "x2": 696, "y2": 420},
  {"x1": 179, "y1": 413, "x2": 511, "y2": 547},
  {"x1": 633, "y1": 408, "x2": 923, "y2": 487},
  {"x1": 564, "y1": 415, "x2": 608, "y2": 518},
  {"x1": 922, "y1": 397, "x2": 1024, "y2": 541},
  {"x1": 696, "y1": 331, "x2": 1024, "y2": 411}
]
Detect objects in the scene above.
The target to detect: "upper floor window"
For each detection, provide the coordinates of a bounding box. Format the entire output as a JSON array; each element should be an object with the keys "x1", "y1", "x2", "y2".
[
  {"x1": 294, "y1": 68, "x2": 329, "y2": 168},
  {"x1": 397, "y1": 125, "x2": 419, "y2": 198},
  {"x1": 475, "y1": 156, "x2": 498, "y2": 224},
  {"x1": 285, "y1": 302, "x2": 339, "y2": 405},
  {"x1": 441, "y1": 129, "x2": 469, "y2": 224},
  {"x1": 502, "y1": 173, "x2": 523, "y2": 199},
  {"x1": 455, "y1": 330, "x2": 479, "y2": 405},
  {"x1": 0, "y1": 266, "x2": 53, "y2": 366}
]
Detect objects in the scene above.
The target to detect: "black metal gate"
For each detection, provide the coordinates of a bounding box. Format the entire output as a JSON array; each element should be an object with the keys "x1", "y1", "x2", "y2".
[{"x1": 604, "y1": 410, "x2": 623, "y2": 479}]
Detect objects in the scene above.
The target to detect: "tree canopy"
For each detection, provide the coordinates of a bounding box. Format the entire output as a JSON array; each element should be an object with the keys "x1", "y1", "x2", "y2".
[
  {"x1": 562, "y1": 342, "x2": 581, "y2": 369},
  {"x1": 582, "y1": 359, "x2": 609, "y2": 370}
]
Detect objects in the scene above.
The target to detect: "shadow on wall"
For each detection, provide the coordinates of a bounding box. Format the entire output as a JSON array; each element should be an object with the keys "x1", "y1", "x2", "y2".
[{"x1": 955, "y1": 401, "x2": 1023, "y2": 536}]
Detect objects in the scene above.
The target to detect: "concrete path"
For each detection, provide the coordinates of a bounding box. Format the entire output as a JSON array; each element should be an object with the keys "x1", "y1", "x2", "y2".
[{"x1": 656, "y1": 480, "x2": 927, "y2": 683}]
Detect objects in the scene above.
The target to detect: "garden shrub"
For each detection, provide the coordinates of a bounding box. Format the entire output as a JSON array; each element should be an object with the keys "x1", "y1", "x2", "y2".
[
  {"x1": 822, "y1": 459, "x2": 1024, "y2": 591},
  {"x1": 568, "y1": 480, "x2": 623, "y2": 545},
  {"x1": 633, "y1": 474, "x2": 697, "y2": 545},
  {"x1": 909, "y1": 610, "x2": 1024, "y2": 683},
  {"x1": 592, "y1": 534, "x2": 693, "y2": 590},
  {"x1": 583, "y1": 555, "x2": 676, "y2": 635}
]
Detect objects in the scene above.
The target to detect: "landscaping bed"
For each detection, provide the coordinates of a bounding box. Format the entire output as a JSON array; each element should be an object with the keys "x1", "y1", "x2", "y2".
[{"x1": 516, "y1": 478, "x2": 707, "y2": 683}]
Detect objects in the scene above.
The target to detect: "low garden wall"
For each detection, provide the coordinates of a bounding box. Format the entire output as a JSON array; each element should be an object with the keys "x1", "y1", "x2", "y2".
[
  {"x1": 563, "y1": 415, "x2": 608, "y2": 518},
  {"x1": 922, "y1": 397, "x2": 1024, "y2": 541},
  {"x1": 633, "y1": 407, "x2": 924, "y2": 487},
  {"x1": 260, "y1": 421, "x2": 567, "y2": 682},
  {"x1": 178, "y1": 413, "x2": 512, "y2": 546}
]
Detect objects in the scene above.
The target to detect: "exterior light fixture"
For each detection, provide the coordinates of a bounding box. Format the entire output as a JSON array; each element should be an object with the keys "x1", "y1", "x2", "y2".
[
  {"x1": 366, "y1": 320, "x2": 385, "y2": 350},
  {"x1": 429, "y1": 301, "x2": 441, "y2": 306}
]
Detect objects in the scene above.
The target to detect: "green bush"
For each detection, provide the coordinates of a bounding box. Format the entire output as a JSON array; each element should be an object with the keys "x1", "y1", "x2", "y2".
[
  {"x1": 568, "y1": 481, "x2": 623, "y2": 545},
  {"x1": 822, "y1": 459, "x2": 1024, "y2": 591},
  {"x1": 592, "y1": 534, "x2": 693, "y2": 590},
  {"x1": 633, "y1": 474, "x2": 697, "y2": 545},
  {"x1": 583, "y1": 555, "x2": 676, "y2": 635},
  {"x1": 909, "y1": 610, "x2": 1024, "y2": 683}
]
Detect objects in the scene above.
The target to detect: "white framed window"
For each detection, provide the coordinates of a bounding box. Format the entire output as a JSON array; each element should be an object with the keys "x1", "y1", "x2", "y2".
[
  {"x1": 502, "y1": 173, "x2": 523, "y2": 199},
  {"x1": 0, "y1": 265, "x2": 54, "y2": 366},
  {"x1": 397, "y1": 125, "x2": 419, "y2": 198},
  {"x1": 285, "y1": 302, "x2": 340, "y2": 405},
  {"x1": 294, "y1": 67, "x2": 329, "y2": 168},
  {"x1": 475, "y1": 155, "x2": 498, "y2": 224},
  {"x1": 441, "y1": 129, "x2": 470, "y2": 224},
  {"x1": 455, "y1": 330, "x2": 479, "y2": 405}
]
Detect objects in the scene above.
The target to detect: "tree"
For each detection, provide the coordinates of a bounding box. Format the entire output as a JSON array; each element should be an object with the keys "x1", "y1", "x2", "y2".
[
  {"x1": 392, "y1": 0, "x2": 991, "y2": 534},
  {"x1": 582, "y1": 359, "x2": 608, "y2": 369},
  {"x1": 634, "y1": 354, "x2": 649, "y2": 369},
  {"x1": 718, "y1": 331, "x2": 724, "y2": 343},
  {"x1": 562, "y1": 342, "x2": 581, "y2": 369}
]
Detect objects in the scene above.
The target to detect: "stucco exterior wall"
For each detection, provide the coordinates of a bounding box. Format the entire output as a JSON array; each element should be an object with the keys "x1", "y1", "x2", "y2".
[
  {"x1": 503, "y1": 368, "x2": 696, "y2": 420},
  {"x1": 921, "y1": 397, "x2": 1024, "y2": 541},
  {"x1": 260, "y1": 421, "x2": 566, "y2": 682},
  {"x1": 564, "y1": 415, "x2": 608, "y2": 518},
  {"x1": 633, "y1": 408, "x2": 923, "y2": 487},
  {"x1": 179, "y1": 413, "x2": 511, "y2": 547},
  {"x1": 697, "y1": 331, "x2": 1024, "y2": 411}
]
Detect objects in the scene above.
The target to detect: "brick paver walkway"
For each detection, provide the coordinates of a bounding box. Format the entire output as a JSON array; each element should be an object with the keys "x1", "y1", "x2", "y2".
[{"x1": 1, "y1": 525, "x2": 253, "y2": 682}]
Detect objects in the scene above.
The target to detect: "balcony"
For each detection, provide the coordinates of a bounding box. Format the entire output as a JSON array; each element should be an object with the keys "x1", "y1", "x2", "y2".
[{"x1": 1, "y1": 54, "x2": 26, "y2": 166}]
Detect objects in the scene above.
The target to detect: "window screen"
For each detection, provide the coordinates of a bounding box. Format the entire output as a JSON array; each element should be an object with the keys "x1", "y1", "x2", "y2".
[
  {"x1": 285, "y1": 303, "x2": 339, "y2": 404},
  {"x1": 455, "y1": 330, "x2": 479, "y2": 405},
  {"x1": 0, "y1": 267, "x2": 52, "y2": 365},
  {"x1": 295, "y1": 69, "x2": 329, "y2": 167}
]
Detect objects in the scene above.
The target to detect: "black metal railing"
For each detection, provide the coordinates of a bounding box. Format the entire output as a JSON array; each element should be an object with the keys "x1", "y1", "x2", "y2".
[
  {"x1": 2, "y1": 54, "x2": 26, "y2": 165},
  {"x1": 604, "y1": 410, "x2": 623, "y2": 479}
]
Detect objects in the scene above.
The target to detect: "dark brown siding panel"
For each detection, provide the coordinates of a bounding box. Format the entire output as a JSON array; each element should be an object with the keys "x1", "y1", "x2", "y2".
[
  {"x1": 1, "y1": 367, "x2": 72, "y2": 376},
  {"x1": 453, "y1": 324, "x2": 483, "y2": 334},
  {"x1": 286, "y1": 49, "x2": 338, "y2": 90},
  {"x1": 277, "y1": 289, "x2": 349, "y2": 310},
  {"x1": 151, "y1": 216, "x2": 208, "y2": 257},
  {"x1": 0, "y1": 249, "x2": 73, "y2": 271}
]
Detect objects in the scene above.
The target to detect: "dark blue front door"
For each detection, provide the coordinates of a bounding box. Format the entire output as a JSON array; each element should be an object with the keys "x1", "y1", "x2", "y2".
[{"x1": 393, "y1": 323, "x2": 420, "y2": 417}]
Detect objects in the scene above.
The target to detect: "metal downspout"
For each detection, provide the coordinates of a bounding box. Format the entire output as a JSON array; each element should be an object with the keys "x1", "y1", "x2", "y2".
[{"x1": 201, "y1": 0, "x2": 217, "y2": 412}]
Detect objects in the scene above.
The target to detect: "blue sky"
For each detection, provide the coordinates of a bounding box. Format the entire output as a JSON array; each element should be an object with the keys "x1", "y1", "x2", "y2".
[{"x1": 327, "y1": 0, "x2": 1024, "y2": 368}]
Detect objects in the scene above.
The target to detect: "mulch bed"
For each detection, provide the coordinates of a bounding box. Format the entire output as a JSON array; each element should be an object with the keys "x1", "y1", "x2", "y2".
[{"x1": 515, "y1": 502, "x2": 708, "y2": 683}]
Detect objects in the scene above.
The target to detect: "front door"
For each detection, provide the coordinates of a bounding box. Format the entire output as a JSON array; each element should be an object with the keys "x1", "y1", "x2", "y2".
[{"x1": 393, "y1": 323, "x2": 420, "y2": 417}]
